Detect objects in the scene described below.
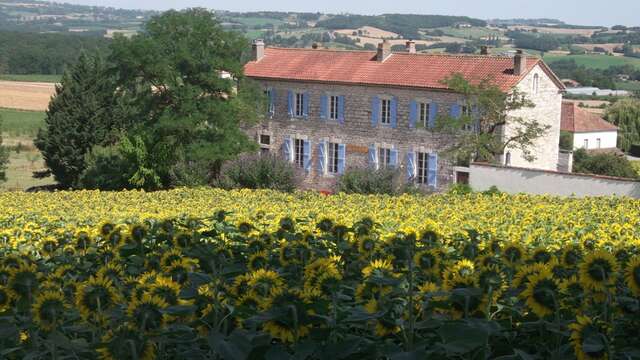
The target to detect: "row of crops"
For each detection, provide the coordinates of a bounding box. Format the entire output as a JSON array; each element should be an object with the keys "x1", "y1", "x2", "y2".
[{"x1": 0, "y1": 189, "x2": 639, "y2": 359}]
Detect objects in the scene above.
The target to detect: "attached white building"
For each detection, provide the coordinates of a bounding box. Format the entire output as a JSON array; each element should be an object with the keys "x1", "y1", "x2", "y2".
[{"x1": 561, "y1": 102, "x2": 618, "y2": 150}]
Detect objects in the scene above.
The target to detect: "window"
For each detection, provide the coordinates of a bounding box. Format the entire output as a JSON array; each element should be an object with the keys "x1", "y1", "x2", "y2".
[
  {"x1": 505, "y1": 152, "x2": 511, "y2": 166},
  {"x1": 294, "y1": 138, "x2": 305, "y2": 168},
  {"x1": 584, "y1": 139, "x2": 589, "y2": 149},
  {"x1": 380, "y1": 99, "x2": 391, "y2": 124},
  {"x1": 329, "y1": 95, "x2": 339, "y2": 120},
  {"x1": 259, "y1": 134, "x2": 271, "y2": 155},
  {"x1": 416, "y1": 152, "x2": 429, "y2": 184},
  {"x1": 419, "y1": 102, "x2": 430, "y2": 128},
  {"x1": 596, "y1": 138, "x2": 601, "y2": 149},
  {"x1": 295, "y1": 92, "x2": 304, "y2": 117},
  {"x1": 533, "y1": 74, "x2": 540, "y2": 95},
  {"x1": 327, "y1": 142, "x2": 340, "y2": 174},
  {"x1": 461, "y1": 105, "x2": 474, "y2": 131},
  {"x1": 265, "y1": 89, "x2": 274, "y2": 114},
  {"x1": 378, "y1": 147, "x2": 391, "y2": 169}
]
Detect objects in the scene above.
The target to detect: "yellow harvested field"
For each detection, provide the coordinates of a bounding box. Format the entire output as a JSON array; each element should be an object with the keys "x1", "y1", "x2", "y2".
[
  {"x1": 574, "y1": 43, "x2": 624, "y2": 53},
  {"x1": 335, "y1": 26, "x2": 400, "y2": 39},
  {"x1": 507, "y1": 25, "x2": 601, "y2": 36},
  {"x1": 0, "y1": 80, "x2": 56, "y2": 111}
]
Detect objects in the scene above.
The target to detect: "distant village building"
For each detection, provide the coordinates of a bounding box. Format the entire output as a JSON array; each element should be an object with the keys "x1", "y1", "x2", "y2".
[
  {"x1": 561, "y1": 102, "x2": 618, "y2": 150},
  {"x1": 244, "y1": 40, "x2": 565, "y2": 190}
]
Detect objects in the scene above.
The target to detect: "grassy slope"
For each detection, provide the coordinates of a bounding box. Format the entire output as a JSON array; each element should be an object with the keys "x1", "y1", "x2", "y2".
[
  {"x1": 437, "y1": 26, "x2": 502, "y2": 39},
  {"x1": 543, "y1": 54, "x2": 640, "y2": 70},
  {"x1": 0, "y1": 74, "x2": 62, "y2": 83},
  {"x1": 0, "y1": 108, "x2": 46, "y2": 137}
]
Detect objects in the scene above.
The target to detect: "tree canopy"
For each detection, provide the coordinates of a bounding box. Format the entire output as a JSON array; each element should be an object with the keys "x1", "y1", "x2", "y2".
[{"x1": 604, "y1": 98, "x2": 640, "y2": 152}]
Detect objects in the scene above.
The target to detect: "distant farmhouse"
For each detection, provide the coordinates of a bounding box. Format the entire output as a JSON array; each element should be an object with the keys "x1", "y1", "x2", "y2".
[
  {"x1": 561, "y1": 102, "x2": 618, "y2": 150},
  {"x1": 244, "y1": 40, "x2": 565, "y2": 190}
]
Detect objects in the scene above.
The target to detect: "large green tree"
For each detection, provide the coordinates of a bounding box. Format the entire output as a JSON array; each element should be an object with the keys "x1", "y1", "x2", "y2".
[
  {"x1": 604, "y1": 98, "x2": 640, "y2": 152},
  {"x1": 0, "y1": 114, "x2": 10, "y2": 182},
  {"x1": 437, "y1": 74, "x2": 550, "y2": 164},
  {"x1": 34, "y1": 51, "x2": 133, "y2": 188},
  {"x1": 106, "y1": 8, "x2": 262, "y2": 188}
]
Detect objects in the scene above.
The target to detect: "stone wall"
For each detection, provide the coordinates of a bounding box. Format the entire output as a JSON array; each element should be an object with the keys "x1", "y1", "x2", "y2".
[{"x1": 247, "y1": 72, "x2": 561, "y2": 190}]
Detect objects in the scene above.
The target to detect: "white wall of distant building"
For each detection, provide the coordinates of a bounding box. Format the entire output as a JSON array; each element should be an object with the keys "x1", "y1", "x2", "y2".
[{"x1": 572, "y1": 131, "x2": 617, "y2": 150}]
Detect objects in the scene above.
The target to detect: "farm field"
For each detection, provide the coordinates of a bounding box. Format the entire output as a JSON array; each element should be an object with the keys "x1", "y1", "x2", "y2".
[
  {"x1": 0, "y1": 80, "x2": 56, "y2": 111},
  {"x1": 543, "y1": 54, "x2": 640, "y2": 70},
  {"x1": 0, "y1": 74, "x2": 61, "y2": 83},
  {"x1": 0, "y1": 189, "x2": 639, "y2": 358},
  {"x1": 0, "y1": 108, "x2": 45, "y2": 137},
  {"x1": 436, "y1": 26, "x2": 504, "y2": 39},
  {"x1": 506, "y1": 25, "x2": 603, "y2": 36}
]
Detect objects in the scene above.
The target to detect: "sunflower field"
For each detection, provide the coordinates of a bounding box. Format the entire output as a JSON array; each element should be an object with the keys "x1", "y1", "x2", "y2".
[{"x1": 0, "y1": 189, "x2": 639, "y2": 359}]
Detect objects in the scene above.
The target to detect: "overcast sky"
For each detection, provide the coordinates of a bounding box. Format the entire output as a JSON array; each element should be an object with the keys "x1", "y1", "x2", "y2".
[{"x1": 65, "y1": 0, "x2": 638, "y2": 27}]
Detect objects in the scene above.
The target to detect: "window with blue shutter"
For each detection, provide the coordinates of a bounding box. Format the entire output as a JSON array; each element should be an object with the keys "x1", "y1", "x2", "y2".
[
  {"x1": 371, "y1": 96, "x2": 380, "y2": 127},
  {"x1": 338, "y1": 96, "x2": 345, "y2": 124},
  {"x1": 406, "y1": 151, "x2": 416, "y2": 180},
  {"x1": 303, "y1": 92, "x2": 309, "y2": 119},
  {"x1": 428, "y1": 102, "x2": 438, "y2": 129},
  {"x1": 368, "y1": 145, "x2": 377, "y2": 168},
  {"x1": 283, "y1": 137, "x2": 292, "y2": 162},
  {"x1": 450, "y1": 104, "x2": 462, "y2": 119},
  {"x1": 303, "y1": 140, "x2": 311, "y2": 173},
  {"x1": 320, "y1": 95, "x2": 328, "y2": 119},
  {"x1": 390, "y1": 97, "x2": 398, "y2": 128},
  {"x1": 472, "y1": 105, "x2": 480, "y2": 132},
  {"x1": 409, "y1": 100, "x2": 418, "y2": 128},
  {"x1": 287, "y1": 91, "x2": 294, "y2": 117},
  {"x1": 337, "y1": 144, "x2": 346, "y2": 174},
  {"x1": 317, "y1": 142, "x2": 326, "y2": 174},
  {"x1": 390, "y1": 148, "x2": 398, "y2": 168},
  {"x1": 427, "y1": 153, "x2": 438, "y2": 187}
]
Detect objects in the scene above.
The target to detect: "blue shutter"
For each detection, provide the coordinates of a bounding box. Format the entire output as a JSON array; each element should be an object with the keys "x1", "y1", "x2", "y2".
[
  {"x1": 320, "y1": 95, "x2": 328, "y2": 119},
  {"x1": 303, "y1": 92, "x2": 310, "y2": 119},
  {"x1": 409, "y1": 100, "x2": 418, "y2": 128},
  {"x1": 472, "y1": 105, "x2": 480, "y2": 132},
  {"x1": 338, "y1": 95, "x2": 345, "y2": 125},
  {"x1": 428, "y1": 102, "x2": 438, "y2": 129},
  {"x1": 337, "y1": 144, "x2": 346, "y2": 174},
  {"x1": 303, "y1": 140, "x2": 311, "y2": 173},
  {"x1": 390, "y1": 148, "x2": 398, "y2": 168},
  {"x1": 317, "y1": 142, "x2": 326, "y2": 174},
  {"x1": 287, "y1": 91, "x2": 294, "y2": 117},
  {"x1": 428, "y1": 153, "x2": 438, "y2": 187},
  {"x1": 390, "y1": 97, "x2": 398, "y2": 128},
  {"x1": 406, "y1": 151, "x2": 415, "y2": 180},
  {"x1": 368, "y1": 144, "x2": 377, "y2": 168},
  {"x1": 371, "y1": 96, "x2": 380, "y2": 127},
  {"x1": 450, "y1": 104, "x2": 462, "y2": 119},
  {"x1": 283, "y1": 137, "x2": 292, "y2": 162}
]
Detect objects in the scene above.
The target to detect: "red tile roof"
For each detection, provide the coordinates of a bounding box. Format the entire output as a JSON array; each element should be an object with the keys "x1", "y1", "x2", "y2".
[
  {"x1": 561, "y1": 102, "x2": 618, "y2": 132},
  {"x1": 244, "y1": 48, "x2": 563, "y2": 92}
]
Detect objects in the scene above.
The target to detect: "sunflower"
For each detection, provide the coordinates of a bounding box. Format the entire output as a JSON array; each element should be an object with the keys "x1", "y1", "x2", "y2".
[
  {"x1": 303, "y1": 257, "x2": 342, "y2": 298},
  {"x1": 530, "y1": 247, "x2": 553, "y2": 264},
  {"x1": 579, "y1": 251, "x2": 619, "y2": 292},
  {"x1": 164, "y1": 258, "x2": 198, "y2": 285},
  {"x1": 559, "y1": 275, "x2": 585, "y2": 310},
  {"x1": 32, "y1": 291, "x2": 66, "y2": 332},
  {"x1": 357, "y1": 236, "x2": 378, "y2": 258},
  {"x1": 522, "y1": 268, "x2": 559, "y2": 318},
  {"x1": 362, "y1": 259, "x2": 396, "y2": 279},
  {"x1": 39, "y1": 238, "x2": 59, "y2": 257},
  {"x1": 248, "y1": 269, "x2": 285, "y2": 300},
  {"x1": 146, "y1": 276, "x2": 182, "y2": 306},
  {"x1": 624, "y1": 256, "x2": 640, "y2": 297},
  {"x1": 562, "y1": 244, "x2": 583, "y2": 268},
  {"x1": 76, "y1": 275, "x2": 123, "y2": 324},
  {"x1": 96, "y1": 263, "x2": 125, "y2": 284},
  {"x1": 363, "y1": 298, "x2": 400, "y2": 337},
  {"x1": 0, "y1": 285, "x2": 16, "y2": 312},
  {"x1": 159, "y1": 249, "x2": 183, "y2": 268},
  {"x1": 248, "y1": 251, "x2": 269, "y2": 271},
  {"x1": 173, "y1": 231, "x2": 195, "y2": 248},
  {"x1": 74, "y1": 231, "x2": 92, "y2": 252},
  {"x1": 0, "y1": 266, "x2": 11, "y2": 286},
  {"x1": 128, "y1": 223, "x2": 147, "y2": 243},
  {"x1": 127, "y1": 293, "x2": 169, "y2": 333},
  {"x1": 8, "y1": 262, "x2": 39, "y2": 301},
  {"x1": 261, "y1": 288, "x2": 312, "y2": 343},
  {"x1": 413, "y1": 249, "x2": 440, "y2": 275},
  {"x1": 513, "y1": 263, "x2": 546, "y2": 289},
  {"x1": 451, "y1": 259, "x2": 475, "y2": 278},
  {"x1": 502, "y1": 243, "x2": 526, "y2": 267},
  {"x1": 569, "y1": 315, "x2": 609, "y2": 360},
  {"x1": 98, "y1": 221, "x2": 116, "y2": 237},
  {"x1": 229, "y1": 273, "x2": 252, "y2": 297},
  {"x1": 477, "y1": 264, "x2": 506, "y2": 299},
  {"x1": 97, "y1": 326, "x2": 156, "y2": 360}
]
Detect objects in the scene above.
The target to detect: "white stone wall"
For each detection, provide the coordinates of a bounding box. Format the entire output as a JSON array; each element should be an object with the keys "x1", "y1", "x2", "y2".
[
  {"x1": 572, "y1": 131, "x2": 618, "y2": 150},
  {"x1": 504, "y1": 64, "x2": 563, "y2": 171}
]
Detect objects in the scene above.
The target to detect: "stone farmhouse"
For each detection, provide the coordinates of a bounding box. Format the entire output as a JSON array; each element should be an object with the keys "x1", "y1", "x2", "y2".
[
  {"x1": 243, "y1": 40, "x2": 565, "y2": 190},
  {"x1": 560, "y1": 101, "x2": 618, "y2": 151}
]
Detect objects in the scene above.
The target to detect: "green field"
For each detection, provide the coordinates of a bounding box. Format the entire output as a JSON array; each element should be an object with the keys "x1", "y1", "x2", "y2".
[
  {"x1": 0, "y1": 74, "x2": 62, "y2": 83},
  {"x1": 543, "y1": 54, "x2": 640, "y2": 69},
  {"x1": 228, "y1": 16, "x2": 285, "y2": 27},
  {"x1": 0, "y1": 108, "x2": 46, "y2": 137},
  {"x1": 437, "y1": 26, "x2": 503, "y2": 39},
  {"x1": 616, "y1": 81, "x2": 640, "y2": 91}
]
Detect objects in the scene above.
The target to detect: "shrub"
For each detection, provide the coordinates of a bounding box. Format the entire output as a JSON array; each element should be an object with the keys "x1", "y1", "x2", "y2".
[
  {"x1": 573, "y1": 148, "x2": 638, "y2": 179},
  {"x1": 628, "y1": 143, "x2": 640, "y2": 157},
  {"x1": 336, "y1": 167, "x2": 402, "y2": 195},
  {"x1": 215, "y1": 153, "x2": 298, "y2": 192},
  {"x1": 77, "y1": 145, "x2": 135, "y2": 190},
  {"x1": 448, "y1": 183, "x2": 473, "y2": 195},
  {"x1": 559, "y1": 130, "x2": 574, "y2": 151}
]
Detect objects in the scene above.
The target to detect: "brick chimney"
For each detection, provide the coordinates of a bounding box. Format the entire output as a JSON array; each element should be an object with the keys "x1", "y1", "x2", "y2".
[
  {"x1": 406, "y1": 40, "x2": 416, "y2": 54},
  {"x1": 480, "y1": 45, "x2": 488, "y2": 55},
  {"x1": 514, "y1": 49, "x2": 526, "y2": 75},
  {"x1": 377, "y1": 40, "x2": 391, "y2": 62},
  {"x1": 252, "y1": 39, "x2": 265, "y2": 62}
]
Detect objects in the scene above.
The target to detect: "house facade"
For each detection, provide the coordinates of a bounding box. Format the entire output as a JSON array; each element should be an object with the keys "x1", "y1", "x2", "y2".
[
  {"x1": 243, "y1": 40, "x2": 565, "y2": 191},
  {"x1": 561, "y1": 102, "x2": 618, "y2": 150}
]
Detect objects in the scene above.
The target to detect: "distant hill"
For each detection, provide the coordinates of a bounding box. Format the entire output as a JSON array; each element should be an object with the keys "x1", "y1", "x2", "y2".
[{"x1": 316, "y1": 14, "x2": 486, "y2": 39}]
